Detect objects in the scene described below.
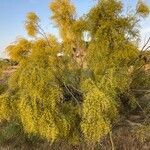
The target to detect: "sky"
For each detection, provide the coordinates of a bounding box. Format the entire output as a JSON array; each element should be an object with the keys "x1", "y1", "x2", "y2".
[{"x1": 0, "y1": 0, "x2": 150, "y2": 58}]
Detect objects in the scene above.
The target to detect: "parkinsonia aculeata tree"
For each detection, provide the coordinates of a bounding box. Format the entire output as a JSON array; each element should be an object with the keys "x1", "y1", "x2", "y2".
[{"x1": 0, "y1": 0, "x2": 150, "y2": 144}]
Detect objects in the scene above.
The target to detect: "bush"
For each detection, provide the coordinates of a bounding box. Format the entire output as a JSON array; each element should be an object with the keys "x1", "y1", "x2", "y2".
[{"x1": 1, "y1": 0, "x2": 150, "y2": 147}]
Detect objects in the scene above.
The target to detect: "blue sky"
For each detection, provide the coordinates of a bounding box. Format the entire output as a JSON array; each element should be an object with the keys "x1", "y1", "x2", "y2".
[{"x1": 0, "y1": 0, "x2": 150, "y2": 58}]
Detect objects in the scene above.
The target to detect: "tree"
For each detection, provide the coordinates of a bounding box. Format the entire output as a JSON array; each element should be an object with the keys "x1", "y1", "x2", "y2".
[{"x1": 0, "y1": 0, "x2": 150, "y2": 146}]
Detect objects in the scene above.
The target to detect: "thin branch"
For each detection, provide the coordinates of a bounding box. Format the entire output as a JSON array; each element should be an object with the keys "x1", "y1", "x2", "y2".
[
  {"x1": 143, "y1": 46, "x2": 150, "y2": 51},
  {"x1": 36, "y1": 23, "x2": 52, "y2": 48},
  {"x1": 109, "y1": 131, "x2": 115, "y2": 150},
  {"x1": 141, "y1": 37, "x2": 150, "y2": 52},
  {"x1": 131, "y1": 89, "x2": 150, "y2": 93},
  {"x1": 130, "y1": 37, "x2": 150, "y2": 66},
  {"x1": 64, "y1": 84, "x2": 80, "y2": 105}
]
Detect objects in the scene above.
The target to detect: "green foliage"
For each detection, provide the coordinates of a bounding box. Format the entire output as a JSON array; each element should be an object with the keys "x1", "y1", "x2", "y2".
[
  {"x1": 137, "y1": 1, "x2": 150, "y2": 17},
  {"x1": 6, "y1": 38, "x2": 31, "y2": 62},
  {"x1": 134, "y1": 125, "x2": 150, "y2": 143},
  {"x1": 0, "y1": 121, "x2": 22, "y2": 145},
  {"x1": 0, "y1": 59, "x2": 9, "y2": 76},
  {"x1": 0, "y1": 93, "x2": 12, "y2": 122},
  {"x1": 50, "y1": 0, "x2": 76, "y2": 44},
  {"x1": 81, "y1": 79, "x2": 118, "y2": 142},
  {"x1": 0, "y1": 84, "x2": 6, "y2": 95},
  {"x1": 1, "y1": 0, "x2": 150, "y2": 146},
  {"x1": 25, "y1": 12, "x2": 40, "y2": 36}
]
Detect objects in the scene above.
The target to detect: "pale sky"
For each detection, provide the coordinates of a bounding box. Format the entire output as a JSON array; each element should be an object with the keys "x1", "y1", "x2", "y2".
[{"x1": 0, "y1": 0, "x2": 150, "y2": 58}]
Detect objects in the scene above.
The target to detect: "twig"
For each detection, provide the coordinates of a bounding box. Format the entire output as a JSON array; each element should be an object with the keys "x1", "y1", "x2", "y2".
[
  {"x1": 141, "y1": 37, "x2": 150, "y2": 52},
  {"x1": 126, "y1": 120, "x2": 142, "y2": 127},
  {"x1": 36, "y1": 23, "x2": 52, "y2": 48},
  {"x1": 131, "y1": 89, "x2": 150, "y2": 93},
  {"x1": 109, "y1": 131, "x2": 115, "y2": 150},
  {"x1": 64, "y1": 84, "x2": 80, "y2": 105}
]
